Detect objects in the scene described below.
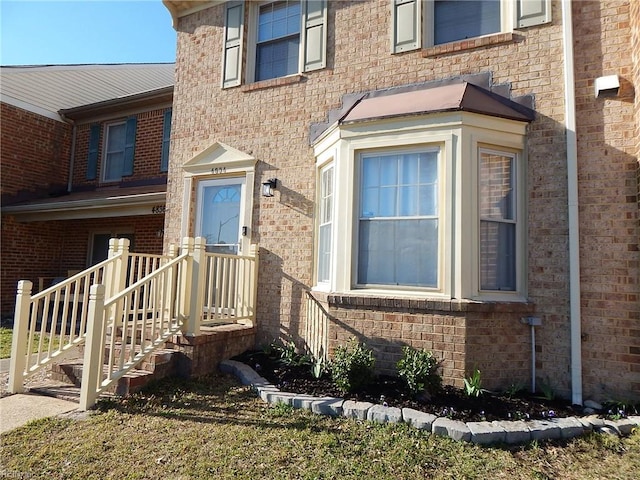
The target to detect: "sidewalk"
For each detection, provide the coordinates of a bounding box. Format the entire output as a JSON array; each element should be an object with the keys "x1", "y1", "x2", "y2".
[{"x1": 0, "y1": 392, "x2": 79, "y2": 434}]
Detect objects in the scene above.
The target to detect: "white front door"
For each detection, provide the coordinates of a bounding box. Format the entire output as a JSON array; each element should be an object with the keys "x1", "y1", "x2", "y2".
[{"x1": 196, "y1": 178, "x2": 246, "y2": 254}]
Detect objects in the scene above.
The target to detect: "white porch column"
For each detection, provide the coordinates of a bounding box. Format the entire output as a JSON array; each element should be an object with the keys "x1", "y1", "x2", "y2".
[
  {"x1": 79, "y1": 284, "x2": 106, "y2": 411},
  {"x1": 8, "y1": 280, "x2": 33, "y2": 393}
]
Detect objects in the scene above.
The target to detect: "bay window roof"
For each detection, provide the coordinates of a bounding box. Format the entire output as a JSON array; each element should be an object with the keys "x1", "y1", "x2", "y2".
[{"x1": 341, "y1": 82, "x2": 535, "y2": 125}]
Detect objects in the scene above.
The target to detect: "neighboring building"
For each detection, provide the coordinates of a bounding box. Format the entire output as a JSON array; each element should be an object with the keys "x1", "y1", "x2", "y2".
[
  {"x1": 1, "y1": 64, "x2": 174, "y2": 315},
  {"x1": 160, "y1": 0, "x2": 639, "y2": 404}
]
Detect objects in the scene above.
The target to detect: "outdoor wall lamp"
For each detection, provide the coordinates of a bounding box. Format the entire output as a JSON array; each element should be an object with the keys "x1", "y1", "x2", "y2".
[{"x1": 261, "y1": 178, "x2": 278, "y2": 197}]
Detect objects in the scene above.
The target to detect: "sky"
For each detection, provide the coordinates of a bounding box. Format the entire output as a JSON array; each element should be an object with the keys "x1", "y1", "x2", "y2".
[{"x1": 0, "y1": 0, "x2": 177, "y2": 66}]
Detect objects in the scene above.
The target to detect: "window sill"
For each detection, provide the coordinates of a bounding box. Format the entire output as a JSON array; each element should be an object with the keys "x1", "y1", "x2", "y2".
[
  {"x1": 421, "y1": 32, "x2": 516, "y2": 58},
  {"x1": 241, "y1": 74, "x2": 305, "y2": 93},
  {"x1": 327, "y1": 293, "x2": 534, "y2": 313}
]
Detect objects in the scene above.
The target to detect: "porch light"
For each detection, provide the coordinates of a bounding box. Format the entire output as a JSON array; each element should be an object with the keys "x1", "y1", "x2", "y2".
[{"x1": 261, "y1": 178, "x2": 277, "y2": 197}]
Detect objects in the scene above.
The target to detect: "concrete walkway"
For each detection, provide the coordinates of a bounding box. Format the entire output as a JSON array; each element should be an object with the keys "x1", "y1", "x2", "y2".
[{"x1": 0, "y1": 392, "x2": 79, "y2": 434}]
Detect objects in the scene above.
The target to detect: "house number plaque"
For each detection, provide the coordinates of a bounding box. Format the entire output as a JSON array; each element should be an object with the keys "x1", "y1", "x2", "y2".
[
  {"x1": 211, "y1": 167, "x2": 227, "y2": 174},
  {"x1": 151, "y1": 205, "x2": 166, "y2": 214}
]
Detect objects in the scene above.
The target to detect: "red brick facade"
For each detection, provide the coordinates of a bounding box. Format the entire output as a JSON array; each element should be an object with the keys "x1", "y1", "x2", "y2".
[
  {"x1": 1, "y1": 97, "x2": 170, "y2": 315},
  {"x1": 166, "y1": 0, "x2": 638, "y2": 402},
  {"x1": 0, "y1": 103, "x2": 71, "y2": 200}
]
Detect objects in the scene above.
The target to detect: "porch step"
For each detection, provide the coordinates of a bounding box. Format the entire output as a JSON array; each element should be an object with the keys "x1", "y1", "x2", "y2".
[
  {"x1": 51, "y1": 362, "x2": 156, "y2": 396},
  {"x1": 50, "y1": 347, "x2": 180, "y2": 396}
]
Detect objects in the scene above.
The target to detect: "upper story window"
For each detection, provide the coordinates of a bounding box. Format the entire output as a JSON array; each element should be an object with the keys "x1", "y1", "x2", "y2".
[
  {"x1": 433, "y1": 0, "x2": 500, "y2": 45},
  {"x1": 391, "y1": 0, "x2": 551, "y2": 53},
  {"x1": 222, "y1": 0, "x2": 328, "y2": 88},
  {"x1": 86, "y1": 116, "x2": 137, "y2": 182},
  {"x1": 256, "y1": 1, "x2": 301, "y2": 81}
]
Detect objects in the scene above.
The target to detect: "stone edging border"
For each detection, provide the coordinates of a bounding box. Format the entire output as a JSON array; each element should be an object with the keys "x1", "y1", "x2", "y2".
[{"x1": 220, "y1": 360, "x2": 640, "y2": 446}]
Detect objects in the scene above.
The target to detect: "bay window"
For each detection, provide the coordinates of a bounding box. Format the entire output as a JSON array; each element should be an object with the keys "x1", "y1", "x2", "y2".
[{"x1": 313, "y1": 83, "x2": 530, "y2": 300}]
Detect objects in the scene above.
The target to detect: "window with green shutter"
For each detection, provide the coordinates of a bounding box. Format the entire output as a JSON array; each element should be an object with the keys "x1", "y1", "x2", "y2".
[{"x1": 102, "y1": 116, "x2": 137, "y2": 182}]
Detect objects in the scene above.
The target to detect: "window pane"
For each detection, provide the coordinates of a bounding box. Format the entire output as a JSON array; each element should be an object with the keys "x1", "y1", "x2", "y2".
[
  {"x1": 480, "y1": 220, "x2": 515, "y2": 290},
  {"x1": 105, "y1": 152, "x2": 124, "y2": 181},
  {"x1": 104, "y1": 123, "x2": 126, "y2": 181},
  {"x1": 359, "y1": 219, "x2": 438, "y2": 287},
  {"x1": 480, "y1": 150, "x2": 514, "y2": 221},
  {"x1": 256, "y1": 37, "x2": 300, "y2": 81},
  {"x1": 256, "y1": 1, "x2": 301, "y2": 81},
  {"x1": 358, "y1": 150, "x2": 440, "y2": 288},
  {"x1": 434, "y1": 0, "x2": 500, "y2": 45},
  {"x1": 318, "y1": 165, "x2": 334, "y2": 284}
]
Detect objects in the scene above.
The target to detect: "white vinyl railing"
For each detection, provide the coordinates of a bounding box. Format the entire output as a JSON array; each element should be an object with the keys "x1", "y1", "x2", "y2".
[
  {"x1": 202, "y1": 246, "x2": 259, "y2": 325},
  {"x1": 79, "y1": 250, "x2": 189, "y2": 409},
  {"x1": 304, "y1": 292, "x2": 330, "y2": 362},
  {"x1": 9, "y1": 237, "x2": 260, "y2": 410}
]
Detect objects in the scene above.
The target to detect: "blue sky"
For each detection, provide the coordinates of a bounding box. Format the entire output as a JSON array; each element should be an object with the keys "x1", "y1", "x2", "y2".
[{"x1": 1, "y1": 0, "x2": 177, "y2": 65}]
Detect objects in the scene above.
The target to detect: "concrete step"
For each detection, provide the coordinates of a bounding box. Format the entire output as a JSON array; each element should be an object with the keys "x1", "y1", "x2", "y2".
[{"x1": 51, "y1": 361, "x2": 156, "y2": 396}]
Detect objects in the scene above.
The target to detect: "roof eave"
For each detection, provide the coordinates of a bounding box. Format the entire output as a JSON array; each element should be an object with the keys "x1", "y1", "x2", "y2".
[{"x1": 59, "y1": 85, "x2": 174, "y2": 121}]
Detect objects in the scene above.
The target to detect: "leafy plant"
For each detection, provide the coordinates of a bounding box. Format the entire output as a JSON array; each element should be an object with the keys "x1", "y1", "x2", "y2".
[
  {"x1": 271, "y1": 340, "x2": 311, "y2": 367},
  {"x1": 504, "y1": 381, "x2": 527, "y2": 398},
  {"x1": 330, "y1": 337, "x2": 375, "y2": 394},
  {"x1": 463, "y1": 369, "x2": 485, "y2": 397},
  {"x1": 536, "y1": 377, "x2": 556, "y2": 401},
  {"x1": 396, "y1": 346, "x2": 442, "y2": 396},
  {"x1": 311, "y1": 356, "x2": 327, "y2": 379},
  {"x1": 602, "y1": 399, "x2": 639, "y2": 420}
]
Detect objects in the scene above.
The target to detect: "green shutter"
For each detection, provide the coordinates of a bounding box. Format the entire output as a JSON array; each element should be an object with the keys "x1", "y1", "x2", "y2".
[
  {"x1": 302, "y1": 0, "x2": 327, "y2": 72},
  {"x1": 161, "y1": 108, "x2": 172, "y2": 172},
  {"x1": 86, "y1": 124, "x2": 100, "y2": 180},
  {"x1": 392, "y1": 0, "x2": 421, "y2": 53},
  {"x1": 222, "y1": 1, "x2": 244, "y2": 88},
  {"x1": 122, "y1": 116, "x2": 137, "y2": 176},
  {"x1": 516, "y1": 0, "x2": 551, "y2": 28}
]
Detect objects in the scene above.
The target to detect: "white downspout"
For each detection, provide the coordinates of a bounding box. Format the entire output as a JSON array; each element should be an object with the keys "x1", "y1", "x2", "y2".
[
  {"x1": 562, "y1": 0, "x2": 583, "y2": 406},
  {"x1": 60, "y1": 113, "x2": 77, "y2": 193}
]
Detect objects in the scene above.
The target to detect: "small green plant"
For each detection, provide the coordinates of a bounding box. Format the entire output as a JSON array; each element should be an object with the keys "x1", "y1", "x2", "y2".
[
  {"x1": 271, "y1": 340, "x2": 311, "y2": 367},
  {"x1": 536, "y1": 377, "x2": 556, "y2": 401},
  {"x1": 330, "y1": 337, "x2": 375, "y2": 394},
  {"x1": 396, "y1": 346, "x2": 442, "y2": 396},
  {"x1": 602, "y1": 399, "x2": 639, "y2": 420},
  {"x1": 311, "y1": 356, "x2": 327, "y2": 379},
  {"x1": 463, "y1": 368, "x2": 485, "y2": 397},
  {"x1": 504, "y1": 381, "x2": 527, "y2": 398}
]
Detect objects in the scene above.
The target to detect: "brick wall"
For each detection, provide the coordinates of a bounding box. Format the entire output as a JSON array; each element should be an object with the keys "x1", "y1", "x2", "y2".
[
  {"x1": 570, "y1": 0, "x2": 640, "y2": 401},
  {"x1": 0, "y1": 103, "x2": 71, "y2": 201},
  {"x1": 0, "y1": 215, "x2": 164, "y2": 316},
  {"x1": 71, "y1": 107, "x2": 169, "y2": 187},
  {"x1": 168, "y1": 1, "x2": 638, "y2": 401},
  {"x1": 323, "y1": 296, "x2": 533, "y2": 390}
]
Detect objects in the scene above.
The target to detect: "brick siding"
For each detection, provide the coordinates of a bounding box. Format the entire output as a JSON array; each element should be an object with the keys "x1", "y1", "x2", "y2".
[{"x1": 166, "y1": 0, "x2": 637, "y2": 401}]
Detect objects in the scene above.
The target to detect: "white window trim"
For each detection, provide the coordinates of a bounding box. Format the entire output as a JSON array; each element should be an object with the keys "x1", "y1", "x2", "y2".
[
  {"x1": 102, "y1": 120, "x2": 126, "y2": 183},
  {"x1": 314, "y1": 159, "x2": 335, "y2": 290},
  {"x1": 247, "y1": 0, "x2": 299, "y2": 82},
  {"x1": 354, "y1": 145, "x2": 443, "y2": 291},
  {"x1": 313, "y1": 111, "x2": 527, "y2": 301}
]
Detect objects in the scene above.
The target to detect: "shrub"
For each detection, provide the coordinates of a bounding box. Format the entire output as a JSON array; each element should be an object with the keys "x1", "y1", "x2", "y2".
[
  {"x1": 330, "y1": 338, "x2": 375, "y2": 394},
  {"x1": 396, "y1": 346, "x2": 442, "y2": 396}
]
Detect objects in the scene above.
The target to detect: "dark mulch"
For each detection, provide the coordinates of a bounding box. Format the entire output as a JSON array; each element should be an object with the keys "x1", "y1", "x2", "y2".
[{"x1": 231, "y1": 349, "x2": 585, "y2": 423}]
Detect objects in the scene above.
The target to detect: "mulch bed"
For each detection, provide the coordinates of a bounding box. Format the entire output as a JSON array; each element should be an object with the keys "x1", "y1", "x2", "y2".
[{"x1": 231, "y1": 349, "x2": 585, "y2": 423}]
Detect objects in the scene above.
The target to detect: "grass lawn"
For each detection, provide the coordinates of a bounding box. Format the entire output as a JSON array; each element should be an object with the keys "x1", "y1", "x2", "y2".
[
  {"x1": 0, "y1": 327, "x2": 60, "y2": 359},
  {"x1": 1, "y1": 374, "x2": 639, "y2": 480},
  {"x1": 0, "y1": 327, "x2": 13, "y2": 358}
]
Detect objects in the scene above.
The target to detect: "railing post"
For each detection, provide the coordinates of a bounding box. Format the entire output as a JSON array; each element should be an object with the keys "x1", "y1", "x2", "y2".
[
  {"x1": 79, "y1": 284, "x2": 106, "y2": 411},
  {"x1": 248, "y1": 244, "x2": 259, "y2": 327},
  {"x1": 8, "y1": 280, "x2": 33, "y2": 393},
  {"x1": 179, "y1": 237, "x2": 195, "y2": 334},
  {"x1": 185, "y1": 237, "x2": 206, "y2": 335}
]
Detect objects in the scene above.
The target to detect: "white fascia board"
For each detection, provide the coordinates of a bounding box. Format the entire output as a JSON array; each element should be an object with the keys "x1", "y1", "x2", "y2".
[
  {"x1": 2, "y1": 192, "x2": 165, "y2": 222},
  {"x1": 1, "y1": 94, "x2": 63, "y2": 122}
]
